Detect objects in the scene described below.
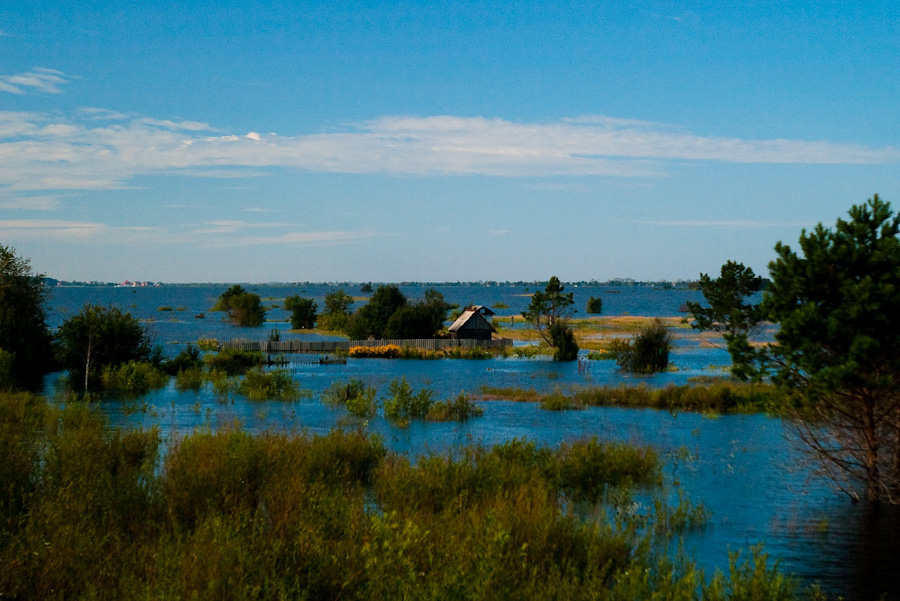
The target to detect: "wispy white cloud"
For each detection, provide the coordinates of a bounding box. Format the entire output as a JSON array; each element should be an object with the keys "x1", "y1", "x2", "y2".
[
  {"x1": 0, "y1": 194, "x2": 65, "y2": 210},
  {"x1": 0, "y1": 216, "x2": 376, "y2": 248},
  {"x1": 1, "y1": 111, "x2": 898, "y2": 191},
  {"x1": 0, "y1": 68, "x2": 75, "y2": 95}
]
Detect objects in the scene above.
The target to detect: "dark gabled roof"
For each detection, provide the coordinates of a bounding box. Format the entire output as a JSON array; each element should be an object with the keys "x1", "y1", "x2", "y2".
[{"x1": 448, "y1": 307, "x2": 497, "y2": 333}]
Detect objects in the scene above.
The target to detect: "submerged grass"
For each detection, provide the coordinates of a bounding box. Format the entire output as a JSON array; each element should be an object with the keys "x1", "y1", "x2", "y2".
[
  {"x1": 479, "y1": 381, "x2": 783, "y2": 414},
  {"x1": 0, "y1": 392, "x2": 817, "y2": 600}
]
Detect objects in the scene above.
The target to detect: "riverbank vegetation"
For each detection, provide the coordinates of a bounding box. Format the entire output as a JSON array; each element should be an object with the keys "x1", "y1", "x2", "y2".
[
  {"x1": 0, "y1": 391, "x2": 815, "y2": 600},
  {"x1": 478, "y1": 380, "x2": 784, "y2": 414}
]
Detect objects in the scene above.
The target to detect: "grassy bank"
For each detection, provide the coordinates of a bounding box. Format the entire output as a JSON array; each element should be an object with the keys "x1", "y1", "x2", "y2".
[{"x1": 0, "y1": 392, "x2": 815, "y2": 600}]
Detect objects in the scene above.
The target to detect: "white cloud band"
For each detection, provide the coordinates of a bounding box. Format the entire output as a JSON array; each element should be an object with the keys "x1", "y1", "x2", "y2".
[{"x1": 1, "y1": 111, "x2": 898, "y2": 192}]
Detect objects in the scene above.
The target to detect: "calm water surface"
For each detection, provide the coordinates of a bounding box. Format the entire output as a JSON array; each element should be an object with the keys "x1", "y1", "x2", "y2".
[{"x1": 44, "y1": 284, "x2": 900, "y2": 600}]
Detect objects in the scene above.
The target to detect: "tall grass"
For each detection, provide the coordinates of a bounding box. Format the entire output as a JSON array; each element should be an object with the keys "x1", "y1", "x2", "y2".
[
  {"x1": 479, "y1": 381, "x2": 782, "y2": 414},
  {"x1": 0, "y1": 392, "x2": 813, "y2": 600}
]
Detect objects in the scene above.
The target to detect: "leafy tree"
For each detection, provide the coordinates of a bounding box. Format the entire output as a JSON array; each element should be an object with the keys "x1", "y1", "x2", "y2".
[
  {"x1": 214, "y1": 285, "x2": 266, "y2": 327},
  {"x1": 549, "y1": 321, "x2": 579, "y2": 361},
  {"x1": 383, "y1": 289, "x2": 450, "y2": 339},
  {"x1": 285, "y1": 295, "x2": 317, "y2": 329},
  {"x1": 686, "y1": 261, "x2": 766, "y2": 380},
  {"x1": 0, "y1": 245, "x2": 54, "y2": 389},
  {"x1": 586, "y1": 296, "x2": 603, "y2": 314},
  {"x1": 345, "y1": 285, "x2": 407, "y2": 339},
  {"x1": 320, "y1": 289, "x2": 355, "y2": 331},
  {"x1": 764, "y1": 194, "x2": 900, "y2": 503},
  {"x1": 522, "y1": 276, "x2": 574, "y2": 347},
  {"x1": 55, "y1": 304, "x2": 152, "y2": 393},
  {"x1": 614, "y1": 319, "x2": 672, "y2": 373}
]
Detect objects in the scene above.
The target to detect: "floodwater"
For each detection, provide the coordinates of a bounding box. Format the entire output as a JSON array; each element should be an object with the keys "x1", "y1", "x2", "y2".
[{"x1": 43, "y1": 283, "x2": 900, "y2": 600}]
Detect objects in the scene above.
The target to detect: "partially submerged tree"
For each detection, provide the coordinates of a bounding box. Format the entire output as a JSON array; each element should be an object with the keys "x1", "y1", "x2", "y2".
[
  {"x1": 214, "y1": 285, "x2": 266, "y2": 327},
  {"x1": 614, "y1": 318, "x2": 672, "y2": 373},
  {"x1": 55, "y1": 304, "x2": 152, "y2": 393},
  {"x1": 0, "y1": 245, "x2": 54, "y2": 389},
  {"x1": 384, "y1": 289, "x2": 451, "y2": 339},
  {"x1": 285, "y1": 295, "x2": 317, "y2": 329},
  {"x1": 522, "y1": 276, "x2": 575, "y2": 346},
  {"x1": 320, "y1": 289, "x2": 354, "y2": 331},
  {"x1": 345, "y1": 285, "x2": 407, "y2": 339},
  {"x1": 686, "y1": 261, "x2": 766, "y2": 380},
  {"x1": 586, "y1": 296, "x2": 603, "y2": 314},
  {"x1": 765, "y1": 194, "x2": 900, "y2": 503}
]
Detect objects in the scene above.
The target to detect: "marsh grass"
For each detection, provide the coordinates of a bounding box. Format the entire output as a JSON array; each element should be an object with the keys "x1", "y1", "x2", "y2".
[
  {"x1": 0, "y1": 392, "x2": 812, "y2": 600},
  {"x1": 480, "y1": 382, "x2": 781, "y2": 414},
  {"x1": 426, "y1": 392, "x2": 484, "y2": 421},
  {"x1": 236, "y1": 369, "x2": 307, "y2": 401},
  {"x1": 99, "y1": 361, "x2": 168, "y2": 396}
]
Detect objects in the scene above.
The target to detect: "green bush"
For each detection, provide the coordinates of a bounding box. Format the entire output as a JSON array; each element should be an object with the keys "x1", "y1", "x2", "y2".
[
  {"x1": 383, "y1": 377, "x2": 434, "y2": 423},
  {"x1": 549, "y1": 321, "x2": 579, "y2": 361},
  {"x1": 614, "y1": 318, "x2": 672, "y2": 373},
  {"x1": 174, "y1": 366, "x2": 205, "y2": 391},
  {"x1": 285, "y1": 295, "x2": 317, "y2": 329},
  {"x1": 586, "y1": 296, "x2": 603, "y2": 314},
  {"x1": 426, "y1": 392, "x2": 484, "y2": 422},
  {"x1": 237, "y1": 369, "x2": 305, "y2": 401},
  {"x1": 214, "y1": 285, "x2": 266, "y2": 327},
  {"x1": 99, "y1": 361, "x2": 168, "y2": 395},
  {"x1": 203, "y1": 349, "x2": 262, "y2": 376},
  {"x1": 322, "y1": 379, "x2": 379, "y2": 418},
  {"x1": 161, "y1": 344, "x2": 203, "y2": 375}
]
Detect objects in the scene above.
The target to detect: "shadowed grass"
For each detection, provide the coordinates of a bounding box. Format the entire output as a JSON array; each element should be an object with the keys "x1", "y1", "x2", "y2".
[{"x1": 0, "y1": 392, "x2": 814, "y2": 600}]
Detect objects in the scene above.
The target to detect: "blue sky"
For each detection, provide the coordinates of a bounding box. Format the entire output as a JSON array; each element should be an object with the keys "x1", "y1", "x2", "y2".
[{"x1": 2, "y1": 1, "x2": 899, "y2": 282}]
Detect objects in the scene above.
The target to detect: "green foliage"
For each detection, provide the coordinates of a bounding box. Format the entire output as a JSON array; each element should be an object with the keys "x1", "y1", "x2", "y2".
[
  {"x1": 764, "y1": 194, "x2": 900, "y2": 503},
  {"x1": 522, "y1": 276, "x2": 575, "y2": 347},
  {"x1": 586, "y1": 295, "x2": 603, "y2": 314},
  {"x1": 55, "y1": 304, "x2": 152, "y2": 392},
  {"x1": 686, "y1": 261, "x2": 766, "y2": 381},
  {"x1": 426, "y1": 392, "x2": 484, "y2": 421},
  {"x1": 320, "y1": 289, "x2": 354, "y2": 330},
  {"x1": 383, "y1": 377, "x2": 434, "y2": 423},
  {"x1": 284, "y1": 295, "x2": 317, "y2": 329},
  {"x1": 383, "y1": 289, "x2": 451, "y2": 339},
  {"x1": 236, "y1": 369, "x2": 304, "y2": 401},
  {"x1": 322, "y1": 379, "x2": 380, "y2": 418},
  {"x1": 0, "y1": 245, "x2": 53, "y2": 389},
  {"x1": 0, "y1": 392, "x2": 810, "y2": 600},
  {"x1": 161, "y1": 343, "x2": 202, "y2": 375},
  {"x1": 173, "y1": 366, "x2": 205, "y2": 391},
  {"x1": 614, "y1": 318, "x2": 673, "y2": 373},
  {"x1": 345, "y1": 284, "x2": 406, "y2": 339},
  {"x1": 539, "y1": 392, "x2": 581, "y2": 411},
  {"x1": 549, "y1": 321, "x2": 579, "y2": 361},
  {"x1": 480, "y1": 381, "x2": 781, "y2": 414},
  {"x1": 99, "y1": 361, "x2": 168, "y2": 395},
  {"x1": 203, "y1": 348, "x2": 261, "y2": 376},
  {"x1": 214, "y1": 285, "x2": 266, "y2": 327},
  {"x1": 157, "y1": 305, "x2": 173, "y2": 311}
]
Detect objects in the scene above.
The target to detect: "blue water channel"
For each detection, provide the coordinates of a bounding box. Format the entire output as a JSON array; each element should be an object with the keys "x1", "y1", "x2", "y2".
[{"x1": 43, "y1": 284, "x2": 900, "y2": 600}]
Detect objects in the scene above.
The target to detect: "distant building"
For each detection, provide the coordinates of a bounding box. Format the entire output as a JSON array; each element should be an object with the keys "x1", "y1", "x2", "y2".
[{"x1": 448, "y1": 305, "x2": 496, "y2": 341}]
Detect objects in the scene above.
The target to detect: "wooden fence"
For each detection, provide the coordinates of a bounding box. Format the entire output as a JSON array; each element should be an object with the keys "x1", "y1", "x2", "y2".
[{"x1": 219, "y1": 337, "x2": 513, "y2": 353}]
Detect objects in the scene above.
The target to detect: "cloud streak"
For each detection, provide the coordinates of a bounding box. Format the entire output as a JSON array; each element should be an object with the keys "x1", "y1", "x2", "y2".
[
  {"x1": 0, "y1": 217, "x2": 376, "y2": 248},
  {"x1": 1, "y1": 111, "x2": 898, "y2": 191},
  {"x1": 0, "y1": 68, "x2": 75, "y2": 95}
]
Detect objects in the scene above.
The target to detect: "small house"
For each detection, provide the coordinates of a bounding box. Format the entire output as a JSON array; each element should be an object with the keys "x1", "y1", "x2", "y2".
[{"x1": 448, "y1": 305, "x2": 496, "y2": 341}]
